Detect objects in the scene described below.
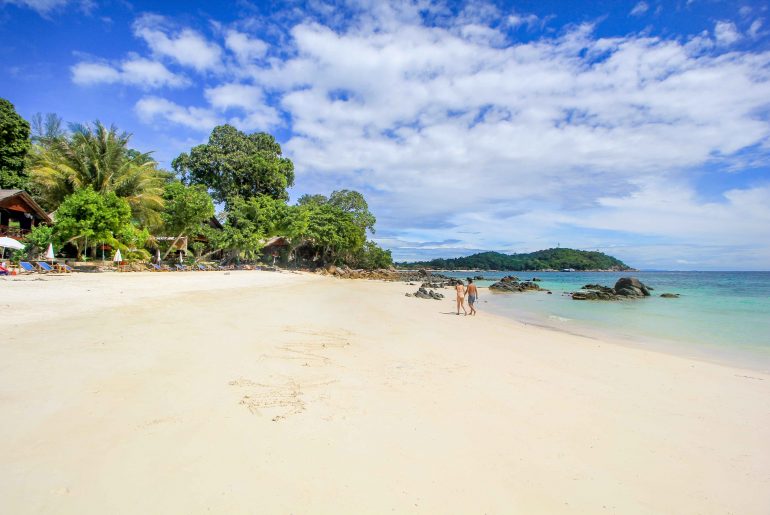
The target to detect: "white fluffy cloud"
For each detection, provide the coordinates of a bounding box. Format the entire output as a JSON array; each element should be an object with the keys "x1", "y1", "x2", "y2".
[
  {"x1": 250, "y1": 10, "x2": 770, "y2": 265},
  {"x1": 204, "y1": 83, "x2": 280, "y2": 130},
  {"x1": 133, "y1": 14, "x2": 222, "y2": 72},
  {"x1": 135, "y1": 96, "x2": 221, "y2": 131},
  {"x1": 225, "y1": 30, "x2": 268, "y2": 63},
  {"x1": 714, "y1": 21, "x2": 741, "y2": 46},
  {"x1": 72, "y1": 2, "x2": 770, "y2": 267},
  {"x1": 71, "y1": 57, "x2": 187, "y2": 88}
]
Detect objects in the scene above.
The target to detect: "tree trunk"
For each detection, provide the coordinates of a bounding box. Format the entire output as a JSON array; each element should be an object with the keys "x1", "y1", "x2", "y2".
[{"x1": 162, "y1": 231, "x2": 187, "y2": 261}]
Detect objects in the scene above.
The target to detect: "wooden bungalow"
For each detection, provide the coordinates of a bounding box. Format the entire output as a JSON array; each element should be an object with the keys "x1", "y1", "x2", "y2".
[
  {"x1": 0, "y1": 189, "x2": 52, "y2": 239},
  {"x1": 262, "y1": 236, "x2": 291, "y2": 265}
]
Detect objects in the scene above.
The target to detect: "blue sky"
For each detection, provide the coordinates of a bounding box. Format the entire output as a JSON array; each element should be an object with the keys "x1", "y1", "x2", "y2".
[{"x1": 1, "y1": 0, "x2": 769, "y2": 270}]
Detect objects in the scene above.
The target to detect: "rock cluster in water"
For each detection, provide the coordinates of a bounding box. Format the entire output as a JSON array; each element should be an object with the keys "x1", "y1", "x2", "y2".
[
  {"x1": 571, "y1": 277, "x2": 659, "y2": 300},
  {"x1": 488, "y1": 275, "x2": 545, "y2": 293}
]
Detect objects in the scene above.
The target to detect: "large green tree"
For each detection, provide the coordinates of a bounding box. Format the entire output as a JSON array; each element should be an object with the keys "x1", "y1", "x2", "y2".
[
  {"x1": 160, "y1": 181, "x2": 215, "y2": 259},
  {"x1": 353, "y1": 240, "x2": 393, "y2": 269},
  {"x1": 172, "y1": 125, "x2": 295, "y2": 207},
  {"x1": 298, "y1": 189, "x2": 376, "y2": 234},
  {"x1": 53, "y1": 187, "x2": 135, "y2": 259},
  {"x1": 0, "y1": 98, "x2": 31, "y2": 190},
  {"x1": 28, "y1": 121, "x2": 166, "y2": 226},
  {"x1": 215, "y1": 194, "x2": 297, "y2": 261},
  {"x1": 293, "y1": 202, "x2": 366, "y2": 266}
]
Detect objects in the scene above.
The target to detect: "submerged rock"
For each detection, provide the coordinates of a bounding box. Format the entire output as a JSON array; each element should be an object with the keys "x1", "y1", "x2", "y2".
[{"x1": 660, "y1": 293, "x2": 680, "y2": 298}]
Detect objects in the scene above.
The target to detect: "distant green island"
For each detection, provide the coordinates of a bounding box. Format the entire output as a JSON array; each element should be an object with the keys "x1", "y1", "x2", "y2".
[{"x1": 397, "y1": 248, "x2": 634, "y2": 271}]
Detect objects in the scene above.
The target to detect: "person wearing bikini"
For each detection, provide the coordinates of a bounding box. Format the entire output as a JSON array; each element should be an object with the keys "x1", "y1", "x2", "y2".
[{"x1": 455, "y1": 280, "x2": 468, "y2": 315}]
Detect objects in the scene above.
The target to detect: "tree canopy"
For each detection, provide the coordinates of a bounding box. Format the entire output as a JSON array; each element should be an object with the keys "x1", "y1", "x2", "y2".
[
  {"x1": 160, "y1": 181, "x2": 215, "y2": 259},
  {"x1": 53, "y1": 187, "x2": 138, "y2": 259},
  {"x1": 298, "y1": 189, "x2": 376, "y2": 234},
  {"x1": 28, "y1": 121, "x2": 166, "y2": 226},
  {"x1": 0, "y1": 98, "x2": 31, "y2": 190},
  {"x1": 172, "y1": 125, "x2": 295, "y2": 207}
]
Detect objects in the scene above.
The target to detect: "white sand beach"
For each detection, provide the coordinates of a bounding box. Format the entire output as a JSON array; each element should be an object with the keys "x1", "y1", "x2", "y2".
[{"x1": 1, "y1": 271, "x2": 769, "y2": 514}]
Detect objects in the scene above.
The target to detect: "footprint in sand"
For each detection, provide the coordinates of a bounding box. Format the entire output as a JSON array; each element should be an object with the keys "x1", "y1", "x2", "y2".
[{"x1": 259, "y1": 327, "x2": 353, "y2": 367}]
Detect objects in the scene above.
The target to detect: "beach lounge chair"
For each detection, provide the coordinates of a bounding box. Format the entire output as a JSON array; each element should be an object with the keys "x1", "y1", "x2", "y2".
[
  {"x1": 196, "y1": 264, "x2": 209, "y2": 271},
  {"x1": 0, "y1": 265, "x2": 9, "y2": 275},
  {"x1": 19, "y1": 262, "x2": 36, "y2": 273},
  {"x1": 175, "y1": 264, "x2": 189, "y2": 271},
  {"x1": 36, "y1": 262, "x2": 55, "y2": 272},
  {"x1": 55, "y1": 263, "x2": 74, "y2": 273}
]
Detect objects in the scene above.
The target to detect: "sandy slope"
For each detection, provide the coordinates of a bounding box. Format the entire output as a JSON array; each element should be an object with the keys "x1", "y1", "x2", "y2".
[{"x1": 1, "y1": 271, "x2": 768, "y2": 514}]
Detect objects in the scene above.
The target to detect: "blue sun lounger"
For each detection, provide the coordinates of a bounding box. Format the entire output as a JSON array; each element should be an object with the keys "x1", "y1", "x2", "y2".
[
  {"x1": 19, "y1": 261, "x2": 36, "y2": 273},
  {"x1": 36, "y1": 262, "x2": 55, "y2": 272}
]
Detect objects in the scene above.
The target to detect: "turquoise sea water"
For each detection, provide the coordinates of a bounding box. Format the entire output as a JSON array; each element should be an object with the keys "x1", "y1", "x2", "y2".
[{"x1": 441, "y1": 271, "x2": 770, "y2": 372}]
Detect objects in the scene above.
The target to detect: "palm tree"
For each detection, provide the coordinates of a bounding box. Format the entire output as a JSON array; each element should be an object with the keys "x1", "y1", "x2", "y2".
[{"x1": 29, "y1": 121, "x2": 166, "y2": 228}]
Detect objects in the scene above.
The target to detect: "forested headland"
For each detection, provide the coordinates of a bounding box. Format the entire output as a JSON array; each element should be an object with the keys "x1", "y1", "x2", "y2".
[{"x1": 397, "y1": 248, "x2": 633, "y2": 271}]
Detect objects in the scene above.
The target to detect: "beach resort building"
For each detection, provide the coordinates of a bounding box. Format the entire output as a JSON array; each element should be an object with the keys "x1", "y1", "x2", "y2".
[{"x1": 0, "y1": 189, "x2": 52, "y2": 240}]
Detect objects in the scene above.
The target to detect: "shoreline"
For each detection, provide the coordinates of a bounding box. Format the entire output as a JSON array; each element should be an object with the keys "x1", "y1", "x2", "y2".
[
  {"x1": 1, "y1": 271, "x2": 769, "y2": 513},
  {"x1": 481, "y1": 289, "x2": 770, "y2": 375}
]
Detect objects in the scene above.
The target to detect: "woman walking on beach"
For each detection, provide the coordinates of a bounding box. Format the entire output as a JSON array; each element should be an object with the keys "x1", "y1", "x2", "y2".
[{"x1": 455, "y1": 280, "x2": 468, "y2": 315}]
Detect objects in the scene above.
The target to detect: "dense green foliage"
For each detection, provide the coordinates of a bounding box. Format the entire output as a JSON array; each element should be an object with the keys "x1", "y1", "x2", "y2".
[
  {"x1": 23, "y1": 224, "x2": 54, "y2": 259},
  {"x1": 160, "y1": 181, "x2": 215, "y2": 259},
  {"x1": 172, "y1": 125, "x2": 295, "y2": 207},
  {"x1": 292, "y1": 202, "x2": 366, "y2": 265},
  {"x1": 2, "y1": 107, "x2": 389, "y2": 268},
  {"x1": 28, "y1": 121, "x2": 166, "y2": 226},
  {"x1": 53, "y1": 187, "x2": 147, "y2": 259},
  {"x1": 398, "y1": 248, "x2": 632, "y2": 271},
  {"x1": 216, "y1": 195, "x2": 295, "y2": 261},
  {"x1": 353, "y1": 240, "x2": 393, "y2": 269},
  {"x1": 0, "y1": 98, "x2": 31, "y2": 189}
]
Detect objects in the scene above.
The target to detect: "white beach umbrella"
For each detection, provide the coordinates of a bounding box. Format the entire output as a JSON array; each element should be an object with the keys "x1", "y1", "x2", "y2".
[
  {"x1": 0, "y1": 236, "x2": 24, "y2": 260},
  {"x1": 113, "y1": 249, "x2": 122, "y2": 263},
  {"x1": 0, "y1": 236, "x2": 24, "y2": 251},
  {"x1": 45, "y1": 243, "x2": 55, "y2": 265}
]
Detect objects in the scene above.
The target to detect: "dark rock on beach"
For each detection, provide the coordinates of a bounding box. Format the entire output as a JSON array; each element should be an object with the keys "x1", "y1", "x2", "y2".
[
  {"x1": 660, "y1": 293, "x2": 680, "y2": 298},
  {"x1": 412, "y1": 286, "x2": 444, "y2": 300}
]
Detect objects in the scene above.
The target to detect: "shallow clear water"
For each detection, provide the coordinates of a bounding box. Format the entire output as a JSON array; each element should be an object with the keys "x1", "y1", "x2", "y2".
[{"x1": 441, "y1": 271, "x2": 770, "y2": 372}]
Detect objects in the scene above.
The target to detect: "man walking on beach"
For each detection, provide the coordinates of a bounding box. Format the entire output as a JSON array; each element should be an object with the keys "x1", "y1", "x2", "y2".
[
  {"x1": 455, "y1": 280, "x2": 467, "y2": 315},
  {"x1": 466, "y1": 278, "x2": 479, "y2": 316}
]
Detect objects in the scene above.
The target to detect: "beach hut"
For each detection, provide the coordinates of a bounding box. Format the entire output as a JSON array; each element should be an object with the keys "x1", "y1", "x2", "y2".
[
  {"x1": 0, "y1": 189, "x2": 52, "y2": 240},
  {"x1": 261, "y1": 236, "x2": 290, "y2": 265}
]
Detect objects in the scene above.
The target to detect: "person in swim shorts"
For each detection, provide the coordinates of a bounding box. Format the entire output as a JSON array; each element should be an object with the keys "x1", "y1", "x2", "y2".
[
  {"x1": 466, "y1": 278, "x2": 479, "y2": 316},
  {"x1": 455, "y1": 280, "x2": 467, "y2": 315}
]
